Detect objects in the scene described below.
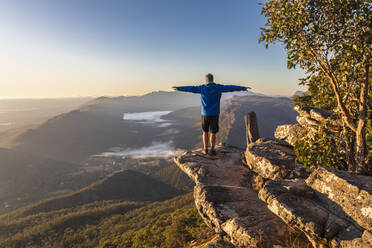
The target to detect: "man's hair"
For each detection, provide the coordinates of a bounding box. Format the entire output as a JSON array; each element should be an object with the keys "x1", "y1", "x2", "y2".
[{"x1": 206, "y1": 73, "x2": 214, "y2": 82}]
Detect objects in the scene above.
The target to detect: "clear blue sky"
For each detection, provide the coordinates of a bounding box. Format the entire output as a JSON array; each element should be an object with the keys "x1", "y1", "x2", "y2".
[{"x1": 0, "y1": 0, "x2": 305, "y2": 98}]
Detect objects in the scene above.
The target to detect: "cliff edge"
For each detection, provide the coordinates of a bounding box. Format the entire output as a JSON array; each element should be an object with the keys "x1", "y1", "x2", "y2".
[
  {"x1": 174, "y1": 106, "x2": 372, "y2": 248},
  {"x1": 175, "y1": 146, "x2": 295, "y2": 247}
]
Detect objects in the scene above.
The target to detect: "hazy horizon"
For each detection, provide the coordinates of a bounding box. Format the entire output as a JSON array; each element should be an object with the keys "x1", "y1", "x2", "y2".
[{"x1": 0, "y1": 89, "x2": 304, "y2": 100}]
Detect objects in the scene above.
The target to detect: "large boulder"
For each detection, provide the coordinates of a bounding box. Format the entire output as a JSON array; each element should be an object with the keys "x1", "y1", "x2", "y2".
[
  {"x1": 245, "y1": 138, "x2": 308, "y2": 180},
  {"x1": 259, "y1": 168, "x2": 372, "y2": 248},
  {"x1": 174, "y1": 146, "x2": 291, "y2": 247},
  {"x1": 294, "y1": 106, "x2": 341, "y2": 126},
  {"x1": 274, "y1": 106, "x2": 341, "y2": 148},
  {"x1": 306, "y1": 167, "x2": 372, "y2": 232},
  {"x1": 274, "y1": 124, "x2": 306, "y2": 146},
  {"x1": 296, "y1": 116, "x2": 320, "y2": 132},
  {"x1": 294, "y1": 106, "x2": 333, "y2": 122}
]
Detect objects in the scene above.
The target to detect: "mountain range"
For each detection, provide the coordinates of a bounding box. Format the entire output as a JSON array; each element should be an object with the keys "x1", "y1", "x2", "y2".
[
  {"x1": 3, "y1": 91, "x2": 297, "y2": 163},
  {"x1": 0, "y1": 90, "x2": 298, "y2": 247}
]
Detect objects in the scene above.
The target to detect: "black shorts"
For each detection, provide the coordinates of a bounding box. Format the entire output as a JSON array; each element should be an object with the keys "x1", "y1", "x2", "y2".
[{"x1": 201, "y1": 115, "x2": 219, "y2": 133}]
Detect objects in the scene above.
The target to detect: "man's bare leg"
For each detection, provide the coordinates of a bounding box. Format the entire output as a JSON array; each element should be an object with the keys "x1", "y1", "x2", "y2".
[
  {"x1": 203, "y1": 131, "x2": 209, "y2": 150},
  {"x1": 210, "y1": 133, "x2": 216, "y2": 149},
  {"x1": 209, "y1": 133, "x2": 217, "y2": 155}
]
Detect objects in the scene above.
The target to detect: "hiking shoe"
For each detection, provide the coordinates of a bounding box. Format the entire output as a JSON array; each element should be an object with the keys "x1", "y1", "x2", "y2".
[
  {"x1": 202, "y1": 148, "x2": 209, "y2": 155},
  {"x1": 209, "y1": 148, "x2": 217, "y2": 156}
]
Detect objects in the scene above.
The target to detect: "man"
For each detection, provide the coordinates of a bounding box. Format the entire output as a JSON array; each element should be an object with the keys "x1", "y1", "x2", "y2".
[{"x1": 172, "y1": 73, "x2": 250, "y2": 155}]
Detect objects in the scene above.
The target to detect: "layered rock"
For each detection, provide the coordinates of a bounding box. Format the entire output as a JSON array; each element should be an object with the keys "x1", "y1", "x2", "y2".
[
  {"x1": 306, "y1": 167, "x2": 372, "y2": 232},
  {"x1": 174, "y1": 146, "x2": 290, "y2": 247},
  {"x1": 175, "y1": 105, "x2": 371, "y2": 248},
  {"x1": 274, "y1": 124, "x2": 306, "y2": 146},
  {"x1": 245, "y1": 138, "x2": 309, "y2": 180},
  {"x1": 175, "y1": 143, "x2": 372, "y2": 247},
  {"x1": 294, "y1": 106, "x2": 334, "y2": 123},
  {"x1": 259, "y1": 168, "x2": 372, "y2": 248},
  {"x1": 275, "y1": 105, "x2": 341, "y2": 146}
]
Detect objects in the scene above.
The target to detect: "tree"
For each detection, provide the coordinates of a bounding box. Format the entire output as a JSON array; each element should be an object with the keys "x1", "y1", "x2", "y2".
[{"x1": 259, "y1": 0, "x2": 371, "y2": 173}]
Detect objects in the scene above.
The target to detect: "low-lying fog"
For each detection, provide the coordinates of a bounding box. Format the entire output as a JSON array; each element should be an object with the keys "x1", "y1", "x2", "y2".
[
  {"x1": 123, "y1": 111, "x2": 173, "y2": 127},
  {"x1": 101, "y1": 141, "x2": 184, "y2": 159},
  {"x1": 101, "y1": 111, "x2": 183, "y2": 159}
]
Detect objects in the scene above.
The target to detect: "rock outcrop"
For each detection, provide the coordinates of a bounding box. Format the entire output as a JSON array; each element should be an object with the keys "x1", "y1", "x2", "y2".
[
  {"x1": 245, "y1": 138, "x2": 309, "y2": 180},
  {"x1": 274, "y1": 124, "x2": 306, "y2": 146},
  {"x1": 259, "y1": 176, "x2": 372, "y2": 247},
  {"x1": 293, "y1": 106, "x2": 334, "y2": 123},
  {"x1": 174, "y1": 146, "x2": 290, "y2": 247},
  {"x1": 175, "y1": 106, "x2": 372, "y2": 248},
  {"x1": 306, "y1": 167, "x2": 372, "y2": 233},
  {"x1": 175, "y1": 144, "x2": 372, "y2": 247},
  {"x1": 274, "y1": 105, "x2": 341, "y2": 147}
]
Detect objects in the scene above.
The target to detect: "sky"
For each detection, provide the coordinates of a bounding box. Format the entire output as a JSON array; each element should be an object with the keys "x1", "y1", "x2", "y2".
[{"x1": 0, "y1": 0, "x2": 305, "y2": 98}]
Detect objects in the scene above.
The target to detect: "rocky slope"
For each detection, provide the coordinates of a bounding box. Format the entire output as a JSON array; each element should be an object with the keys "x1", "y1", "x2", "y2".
[{"x1": 174, "y1": 106, "x2": 372, "y2": 248}]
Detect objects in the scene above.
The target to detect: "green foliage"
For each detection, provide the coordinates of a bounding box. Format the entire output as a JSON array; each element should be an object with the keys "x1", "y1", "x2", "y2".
[
  {"x1": 259, "y1": 0, "x2": 371, "y2": 120},
  {"x1": 294, "y1": 122, "x2": 347, "y2": 170},
  {"x1": 0, "y1": 193, "x2": 209, "y2": 248},
  {"x1": 6, "y1": 170, "x2": 182, "y2": 220},
  {"x1": 260, "y1": 0, "x2": 371, "y2": 170},
  {"x1": 118, "y1": 206, "x2": 207, "y2": 248},
  {"x1": 260, "y1": 0, "x2": 371, "y2": 84},
  {"x1": 293, "y1": 73, "x2": 372, "y2": 170},
  {"x1": 293, "y1": 77, "x2": 337, "y2": 111}
]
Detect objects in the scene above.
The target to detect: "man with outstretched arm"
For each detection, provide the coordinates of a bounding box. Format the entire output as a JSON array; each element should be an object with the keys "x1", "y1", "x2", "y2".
[{"x1": 172, "y1": 73, "x2": 250, "y2": 155}]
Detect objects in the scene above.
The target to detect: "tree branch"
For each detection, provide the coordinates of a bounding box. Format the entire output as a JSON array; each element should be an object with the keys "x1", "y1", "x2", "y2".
[{"x1": 298, "y1": 34, "x2": 357, "y2": 131}]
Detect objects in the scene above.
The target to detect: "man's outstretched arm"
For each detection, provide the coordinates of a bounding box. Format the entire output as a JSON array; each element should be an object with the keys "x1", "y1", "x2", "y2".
[
  {"x1": 172, "y1": 85, "x2": 202, "y2": 93},
  {"x1": 220, "y1": 84, "x2": 251, "y2": 92}
]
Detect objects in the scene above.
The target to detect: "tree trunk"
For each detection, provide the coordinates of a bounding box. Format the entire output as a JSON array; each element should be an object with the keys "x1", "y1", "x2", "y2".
[
  {"x1": 355, "y1": 63, "x2": 370, "y2": 173},
  {"x1": 355, "y1": 123, "x2": 367, "y2": 173},
  {"x1": 344, "y1": 126, "x2": 356, "y2": 171}
]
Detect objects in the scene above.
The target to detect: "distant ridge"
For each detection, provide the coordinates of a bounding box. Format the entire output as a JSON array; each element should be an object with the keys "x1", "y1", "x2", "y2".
[{"x1": 6, "y1": 92, "x2": 297, "y2": 163}]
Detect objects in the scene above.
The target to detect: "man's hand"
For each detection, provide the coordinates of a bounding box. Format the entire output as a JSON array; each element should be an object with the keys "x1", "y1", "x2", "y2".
[
  {"x1": 245, "y1": 86, "x2": 252, "y2": 91},
  {"x1": 172, "y1": 86, "x2": 178, "y2": 91}
]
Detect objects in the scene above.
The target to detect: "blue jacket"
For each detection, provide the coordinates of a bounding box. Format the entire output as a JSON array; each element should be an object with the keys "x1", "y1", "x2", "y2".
[{"x1": 177, "y1": 82, "x2": 246, "y2": 116}]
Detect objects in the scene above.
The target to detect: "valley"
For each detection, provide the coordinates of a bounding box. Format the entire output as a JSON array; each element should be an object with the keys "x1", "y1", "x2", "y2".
[{"x1": 0, "y1": 91, "x2": 298, "y2": 247}]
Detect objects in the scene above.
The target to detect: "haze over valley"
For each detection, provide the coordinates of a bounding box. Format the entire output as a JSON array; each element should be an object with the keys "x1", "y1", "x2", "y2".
[{"x1": 0, "y1": 90, "x2": 298, "y2": 215}]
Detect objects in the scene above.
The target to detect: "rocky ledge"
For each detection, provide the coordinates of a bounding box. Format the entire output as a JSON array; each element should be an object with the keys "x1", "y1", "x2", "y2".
[
  {"x1": 175, "y1": 106, "x2": 372, "y2": 248},
  {"x1": 175, "y1": 145, "x2": 372, "y2": 248},
  {"x1": 174, "y1": 146, "x2": 292, "y2": 247},
  {"x1": 259, "y1": 169, "x2": 372, "y2": 248},
  {"x1": 245, "y1": 138, "x2": 309, "y2": 180},
  {"x1": 274, "y1": 106, "x2": 341, "y2": 147}
]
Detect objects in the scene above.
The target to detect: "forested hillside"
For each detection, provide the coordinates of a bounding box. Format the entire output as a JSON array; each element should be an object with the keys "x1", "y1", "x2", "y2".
[
  {"x1": 0, "y1": 193, "x2": 209, "y2": 248},
  {"x1": 7, "y1": 170, "x2": 182, "y2": 219}
]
